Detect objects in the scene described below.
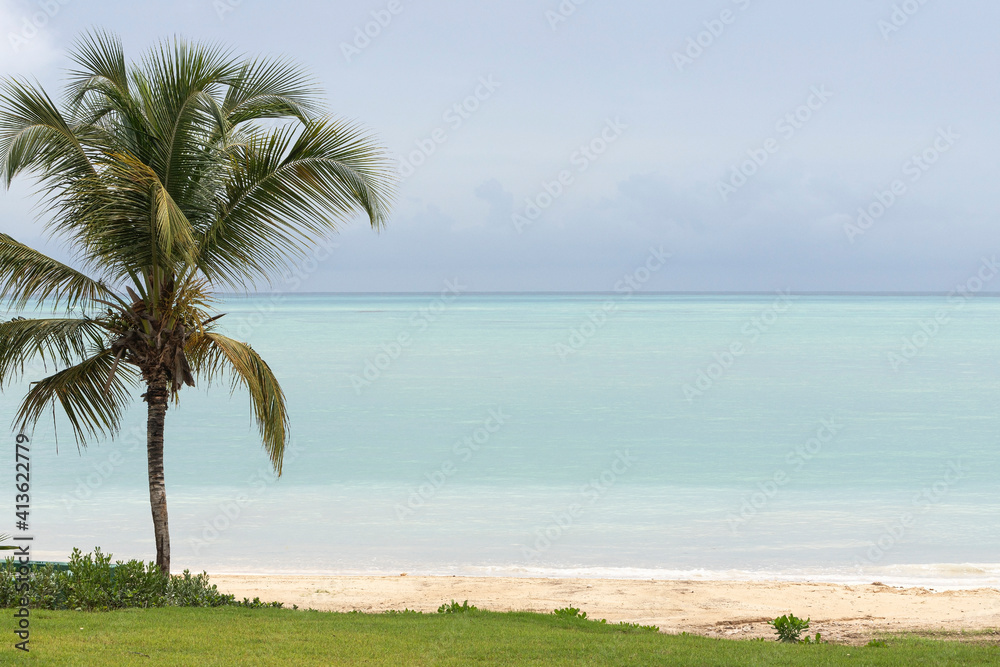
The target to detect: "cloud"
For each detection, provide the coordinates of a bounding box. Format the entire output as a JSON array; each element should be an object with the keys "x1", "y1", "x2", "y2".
[
  {"x1": 0, "y1": 0, "x2": 67, "y2": 73},
  {"x1": 473, "y1": 178, "x2": 513, "y2": 228}
]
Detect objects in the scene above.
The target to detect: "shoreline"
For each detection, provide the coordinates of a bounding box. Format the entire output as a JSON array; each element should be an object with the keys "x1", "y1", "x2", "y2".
[
  {"x1": 197, "y1": 566, "x2": 1000, "y2": 592},
  {"x1": 210, "y1": 574, "x2": 1000, "y2": 643}
]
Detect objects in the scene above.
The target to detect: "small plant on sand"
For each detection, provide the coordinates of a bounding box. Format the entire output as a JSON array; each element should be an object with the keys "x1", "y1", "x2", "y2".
[
  {"x1": 552, "y1": 608, "x2": 657, "y2": 632},
  {"x1": 236, "y1": 597, "x2": 285, "y2": 609},
  {"x1": 437, "y1": 599, "x2": 477, "y2": 614},
  {"x1": 768, "y1": 613, "x2": 810, "y2": 643},
  {"x1": 553, "y1": 607, "x2": 587, "y2": 619},
  {"x1": 612, "y1": 621, "x2": 660, "y2": 632}
]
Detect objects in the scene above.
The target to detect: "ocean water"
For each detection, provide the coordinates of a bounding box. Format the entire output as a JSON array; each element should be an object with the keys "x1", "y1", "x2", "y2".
[{"x1": 5, "y1": 293, "x2": 1000, "y2": 589}]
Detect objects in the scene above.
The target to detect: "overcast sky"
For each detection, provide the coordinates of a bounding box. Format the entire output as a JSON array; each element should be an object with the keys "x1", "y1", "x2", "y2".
[{"x1": 1, "y1": 0, "x2": 997, "y2": 292}]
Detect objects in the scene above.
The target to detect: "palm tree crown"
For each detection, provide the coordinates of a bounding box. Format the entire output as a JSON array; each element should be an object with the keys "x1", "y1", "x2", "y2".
[{"x1": 0, "y1": 30, "x2": 395, "y2": 572}]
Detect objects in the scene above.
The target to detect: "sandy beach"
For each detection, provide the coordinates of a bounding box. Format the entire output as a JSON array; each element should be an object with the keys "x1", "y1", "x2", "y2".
[{"x1": 211, "y1": 575, "x2": 1000, "y2": 644}]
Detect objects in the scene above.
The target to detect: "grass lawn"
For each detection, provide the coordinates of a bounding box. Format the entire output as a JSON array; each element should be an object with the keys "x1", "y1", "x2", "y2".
[{"x1": 0, "y1": 607, "x2": 997, "y2": 666}]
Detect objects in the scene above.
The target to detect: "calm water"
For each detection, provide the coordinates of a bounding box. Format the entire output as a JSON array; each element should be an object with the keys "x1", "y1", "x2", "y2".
[{"x1": 5, "y1": 294, "x2": 1000, "y2": 588}]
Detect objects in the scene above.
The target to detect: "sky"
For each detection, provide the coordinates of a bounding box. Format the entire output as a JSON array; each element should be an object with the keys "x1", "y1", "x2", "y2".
[{"x1": 0, "y1": 0, "x2": 997, "y2": 293}]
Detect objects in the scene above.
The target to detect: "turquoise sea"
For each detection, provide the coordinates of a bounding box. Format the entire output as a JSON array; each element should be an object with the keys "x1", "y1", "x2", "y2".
[{"x1": 5, "y1": 293, "x2": 1000, "y2": 588}]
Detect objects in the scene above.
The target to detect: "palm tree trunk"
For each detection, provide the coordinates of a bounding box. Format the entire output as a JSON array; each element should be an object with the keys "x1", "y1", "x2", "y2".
[{"x1": 145, "y1": 375, "x2": 170, "y2": 575}]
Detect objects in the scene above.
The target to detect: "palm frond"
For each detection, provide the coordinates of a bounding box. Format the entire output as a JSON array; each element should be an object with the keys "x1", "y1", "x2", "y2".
[
  {"x1": 57, "y1": 34, "x2": 230, "y2": 279},
  {"x1": 0, "y1": 317, "x2": 105, "y2": 388},
  {"x1": 169, "y1": 277, "x2": 215, "y2": 329},
  {"x1": 65, "y1": 29, "x2": 130, "y2": 107},
  {"x1": 221, "y1": 56, "x2": 322, "y2": 126},
  {"x1": 0, "y1": 234, "x2": 117, "y2": 310},
  {"x1": 0, "y1": 77, "x2": 97, "y2": 188},
  {"x1": 65, "y1": 30, "x2": 149, "y2": 156},
  {"x1": 61, "y1": 151, "x2": 201, "y2": 286},
  {"x1": 134, "y1": 37, "x2": 234, "y2": 196},
  {"x1": 16, "y1": 349, "x2": 139, "y2": 444},
  {"x1": 189, "y1": 332, "x2": 287, "y2": 473},
  {"x1": 198, "y1": 117, "x2": 395, "y2": 288}
]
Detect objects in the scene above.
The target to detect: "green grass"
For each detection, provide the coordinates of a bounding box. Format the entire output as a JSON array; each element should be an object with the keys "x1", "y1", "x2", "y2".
[{"x1": 1, "y1": 607, "x2": 997, "y2": 665}]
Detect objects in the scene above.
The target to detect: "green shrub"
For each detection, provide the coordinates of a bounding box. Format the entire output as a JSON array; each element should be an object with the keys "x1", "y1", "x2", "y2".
[
  {"x1": 768, "y1": 613, "x2": 811, "y2": 643},
  {"x1": 437, "y1": 599, "x2": 477, "y2": 614},
  {"x1": 234, "y1": 596, "x2": 286, "y2": 609},
  {"x1": 165, "y1": 569, "x2": 233, "y2": 608},
  {"x1": 553, "y1": 607, "x2": 587, "y2": 619},
  {"x1": 0, "y1": 548, "x2": 281, "y2": 611},
  {"x1": 612, "y1": 621, "x2": 660, "y2": 632}
]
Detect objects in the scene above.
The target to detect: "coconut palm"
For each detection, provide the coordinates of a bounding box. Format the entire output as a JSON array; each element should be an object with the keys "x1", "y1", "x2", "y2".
[{"x1": 0, "y1": 31, "x2": 394, "y2": 573}]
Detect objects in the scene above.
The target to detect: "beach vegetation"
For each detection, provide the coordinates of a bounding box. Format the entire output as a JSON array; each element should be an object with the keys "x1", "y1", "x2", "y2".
[
  {"x1": 436, "y1": 599, "x2": 478, "y2": 614},
  {"x1": 769, "y1": 612, "x2": 811, "y2": 642},
  {"x1": 551, "y1": 606, "x2": 658, "y2": 631},
  {"x1": 553, "y1": 606, "x2": 587, "y2": 619},
  {"x1": 382, "y1": 608, "x2": 421, "y2": 615},
  {"x1": 0, "y1": 547, "x2": 283, "y2": 611}
]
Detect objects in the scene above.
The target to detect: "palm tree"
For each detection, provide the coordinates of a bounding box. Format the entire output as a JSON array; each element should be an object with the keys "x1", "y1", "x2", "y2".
[{"x1": 0, "y1": 31, "x2": 394, "y2": 574}]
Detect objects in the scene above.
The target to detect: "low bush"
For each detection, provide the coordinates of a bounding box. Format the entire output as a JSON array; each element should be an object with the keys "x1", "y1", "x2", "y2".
[
  {"x1": 553, "y1": 606, "x2": 587, "y2": 619},
  {"x1": 437, "y1": 599, "x2": 478, "y2": 614},
  {"x1": 0, "y1": 547, "x2": 283, "y2": 611},
  {"x1": 552, "y1": 606, "x2": 658, "y2": 631},
  {"x1": 768, "y1": 613, "x2": 811, "y2": 643}
]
